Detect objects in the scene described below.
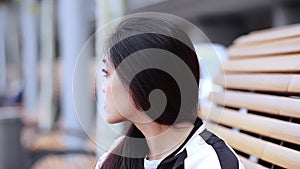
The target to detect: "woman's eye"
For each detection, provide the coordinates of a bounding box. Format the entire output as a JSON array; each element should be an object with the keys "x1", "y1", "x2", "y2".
[{"x1": 102, "y1": 69, "x2": 109, "y2": 77}]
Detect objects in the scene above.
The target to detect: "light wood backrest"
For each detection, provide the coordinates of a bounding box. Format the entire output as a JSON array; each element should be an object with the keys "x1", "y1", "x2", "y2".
[{"x1": 207, "y1": 23, "x2": 300, "y2": 169}]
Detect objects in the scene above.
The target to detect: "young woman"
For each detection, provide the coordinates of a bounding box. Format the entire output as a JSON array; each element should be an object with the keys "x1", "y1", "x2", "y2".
[{"x1": 96, "y1": 16, "x2": 244, "y2": 169}]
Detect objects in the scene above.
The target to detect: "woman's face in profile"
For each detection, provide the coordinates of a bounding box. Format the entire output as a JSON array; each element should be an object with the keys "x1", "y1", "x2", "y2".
[{"x1": 101, "y1": 60, "x2": 144, "y2": 124}]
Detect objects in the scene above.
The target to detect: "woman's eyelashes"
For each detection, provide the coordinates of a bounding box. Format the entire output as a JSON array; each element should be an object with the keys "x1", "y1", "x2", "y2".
[{"x1": 102, "y1": 68, "x2": 109, "y2": 77}]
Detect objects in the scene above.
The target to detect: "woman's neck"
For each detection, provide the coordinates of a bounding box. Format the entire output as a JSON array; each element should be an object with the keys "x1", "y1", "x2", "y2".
[{"x1": 134, "y1": 121, "x2": 194, "y2": 160}]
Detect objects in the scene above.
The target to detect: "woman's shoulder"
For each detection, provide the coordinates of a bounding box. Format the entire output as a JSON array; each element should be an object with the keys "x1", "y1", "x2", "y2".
[{"x1": 183, "y1": 127, "x2": 245, "y2": 169}]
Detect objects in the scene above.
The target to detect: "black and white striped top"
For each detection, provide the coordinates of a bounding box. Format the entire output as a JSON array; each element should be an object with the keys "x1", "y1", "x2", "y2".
[{"x1": 96, "y1": 118, "x2": 245, "y2": 169}]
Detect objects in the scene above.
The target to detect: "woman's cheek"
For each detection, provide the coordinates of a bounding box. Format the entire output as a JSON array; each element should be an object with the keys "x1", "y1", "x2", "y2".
[
  {"x1": 104, "y1": 74, "x2": 128, "y2": 123},
  {"x1": 110, "y1": 74, "x2": 139, "y2": 121}
]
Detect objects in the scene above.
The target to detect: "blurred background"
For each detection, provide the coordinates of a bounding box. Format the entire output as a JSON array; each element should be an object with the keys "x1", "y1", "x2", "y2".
[{"x1": 0, "y1": 0, "x2": 300, "y2": 169}]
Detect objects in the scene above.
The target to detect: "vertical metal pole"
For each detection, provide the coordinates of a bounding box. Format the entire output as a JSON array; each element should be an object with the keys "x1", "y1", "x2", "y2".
[
  {"x1": 0, "y1": 4, "x2": 6, "y2": 97},
  {"x1": 38, "y1": 0, "x2": 55, "y2": 131},
  {"x1": 57, "y1": 0, "x2": 93, "y2": 148},
  {"x1": 6, "y1": 2, "x2": 22, "y2": 100},
  {"x1": 20, "y1": 0, "x2": 39, "y2": 118}
]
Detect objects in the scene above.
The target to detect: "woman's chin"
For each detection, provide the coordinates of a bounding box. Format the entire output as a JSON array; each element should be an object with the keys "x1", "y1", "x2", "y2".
[
  {"x1": 106, "y1": 118, "x2": 118, "y2": 124},
  {"x1": 105, "y1": 115, "x2": 126, "y2": 124}
]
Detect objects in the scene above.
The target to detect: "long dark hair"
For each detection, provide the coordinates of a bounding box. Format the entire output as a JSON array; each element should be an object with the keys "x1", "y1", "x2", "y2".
[{"x1": 99, "y1": 16, "x2": 200, "y2": 169}]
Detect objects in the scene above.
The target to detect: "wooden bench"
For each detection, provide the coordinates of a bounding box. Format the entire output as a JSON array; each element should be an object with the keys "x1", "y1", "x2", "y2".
[
  {"x1": 21, "y1": 129, "x2": 97, "y2": 169},
  {"x1": 200, "y1": 23, "x2": 300, "y2": 169},
  {"x1": 31, "y1": 154, "x2": 97, "y2": 169}
]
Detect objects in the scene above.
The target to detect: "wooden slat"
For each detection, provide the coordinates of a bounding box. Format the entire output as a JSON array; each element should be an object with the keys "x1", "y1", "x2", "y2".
[
  {"x1": 25, "y1": 130, "x2": 96, "y2": 152},
  {"x1": 233, "y1": 23, "x2": 300, "y2": 45},
  {"x1": 222, "y1": 54, "x2": 300, "y2": 73},
  {"x1": 214, "y1": 73, "x2": 300, "y2": 93},
  {"x1": 205, "y1": 122, "x2": 300, "y2": 169},
  {"x1": 209, "y1": 90, "x2": 300, "y2": 119},
  {"x1": 29, "y1": 131, "x2": 64, "y2": 151},
  {"x1": 201, "y1": 105, "x2": 300, "y2": 145},
  {"x1": 238, "y1": 156, "x2": 268, "y2": 169},
  {"x1": 228, "y1": 36, "x2": 300, "y2": 59},
  {"x1": 31, "y1": 154, "x2": 97, "y2": 169}
]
